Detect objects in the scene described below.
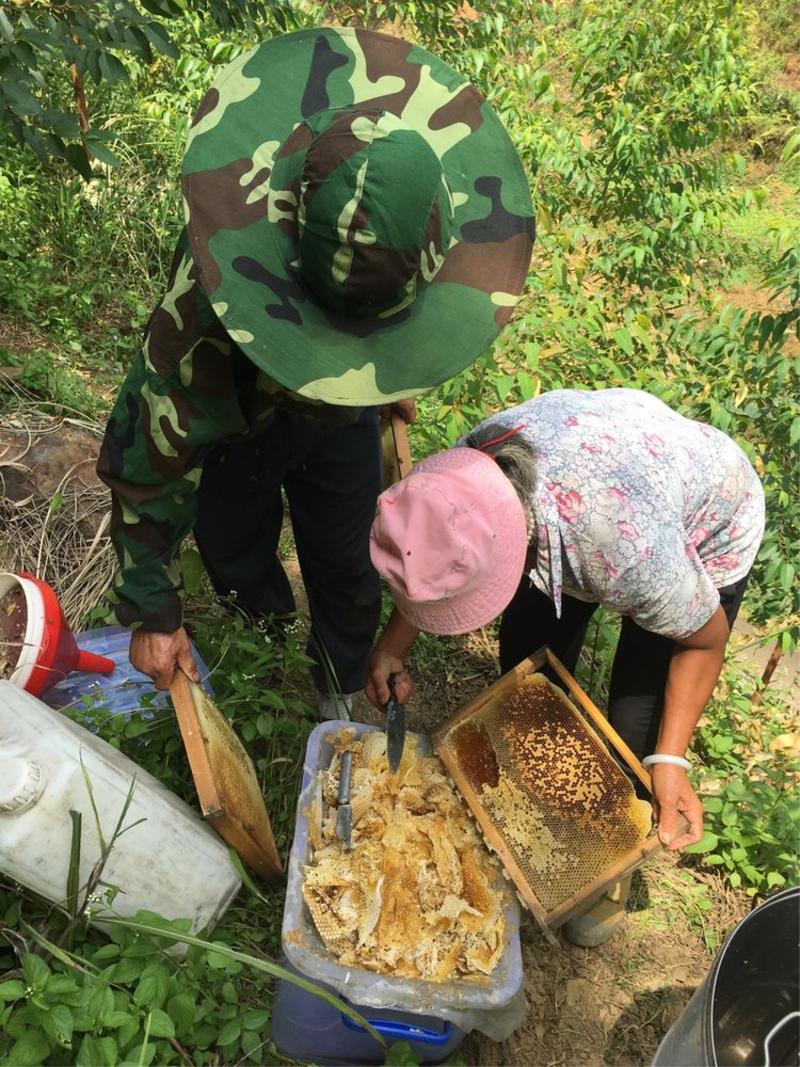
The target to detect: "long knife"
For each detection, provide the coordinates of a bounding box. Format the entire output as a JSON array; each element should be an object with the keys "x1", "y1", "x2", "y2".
[{"x1": 386, "y1": 672, "x2": 406, "y2": 775}]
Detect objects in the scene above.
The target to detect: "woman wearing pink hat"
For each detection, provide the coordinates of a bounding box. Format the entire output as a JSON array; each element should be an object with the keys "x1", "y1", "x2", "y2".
[{"x1": 367, "y1": 387, "x2": 764, "y2": 946}]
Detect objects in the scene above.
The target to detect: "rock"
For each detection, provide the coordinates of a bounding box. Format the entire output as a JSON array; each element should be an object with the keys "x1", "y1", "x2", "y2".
[{"x1": 0, "y1": 418, "x2": 102, "y2": 502}]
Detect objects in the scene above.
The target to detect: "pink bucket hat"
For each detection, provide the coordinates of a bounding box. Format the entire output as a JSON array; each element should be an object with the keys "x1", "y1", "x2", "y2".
[{"x1": 369, "y1": 447, "x2": 528, "y2": 635}]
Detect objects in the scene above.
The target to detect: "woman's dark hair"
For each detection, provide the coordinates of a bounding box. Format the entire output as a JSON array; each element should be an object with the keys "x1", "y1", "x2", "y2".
[{"x1": 464, "y1": 424, "x2": 536, "y2": 536}]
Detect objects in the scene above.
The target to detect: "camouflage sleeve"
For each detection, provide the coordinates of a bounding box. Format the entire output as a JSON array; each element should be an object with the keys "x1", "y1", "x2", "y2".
[{"x1": 97, "y1": 232, "x2": 249, "y2": 632}]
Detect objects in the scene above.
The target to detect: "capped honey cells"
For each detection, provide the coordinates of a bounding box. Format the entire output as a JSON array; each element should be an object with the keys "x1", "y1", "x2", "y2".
[{"x1": 302, "y1": 729, "x2": 507, "y2": 982}]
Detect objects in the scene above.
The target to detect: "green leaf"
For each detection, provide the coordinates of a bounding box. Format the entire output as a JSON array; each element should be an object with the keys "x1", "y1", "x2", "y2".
[
  {"x1": 142, "y1": 22, "x2": 179, "y2": 59},
  {"x1": 613, "y1": 327, "x2": 634, "y2": 355},
  {"x1": 86, "y1": 134, "x2": 122, "y2": 168},
  {"x1": 118, "y1": 1017, "x2": 141, "y2": 1049},
  {"x1": 166, "y1": 993, "x2": 195, "y2": 1036},
  {"x1": 39, "y1": 108, "x2": 81, "y2": 138},
  {"x1": 0, "y1": 980, "x2": 26, "y2": 1000},
  {"x1": 43, "y1": 1002, "x2": 75, "y2": 1046},
  {"x1": 65, "y1": 142, "x2": 94, "y2": 181},
  {"x1": 242, "y1": 1007, "x2": 270, "y2": 1031},
  {"x1": 216, "y1": 1020, "x2": 241, "y2": 1047},
  {"x1": 180, "y1": 546, "x2": 206, "y2": 597},
  {"x1": 3, "y1": 79, "x2": 41, "y2": 117},
  {"x1": 108, "y1": 958, "x2": 146, "y2": 984},
  {"x1": 767, "y1": 871, "x2": 786, "y2": 888},
  {"x1": 241, "y1": 1028, "x2": 263, "y2": 1058},
  {"x1": 495, "y1": 375, "x2": 515, "y2": 403},
  {"x1": 721, "y1": 803, "x2": 738, "y2": 827},
  {"x1": 94, "y1": 944, "x2": 122, "y2": 962},
  {"x1": 98, "y1": 1036, "x2": 119, "y2": 1066},
  {"x1": 685, "y1": 830, "x2": 719, "y2": 854},
  {"x1": 133, "y1": 966, "x2": 168, "y2": 1010},
  {"x1": 22, "y1": 954, "x2": 50, "y2": 987},
  {"x1": 780, "y1": 129, "x2": 800, "y2": 165},
  {"x1": 46, "y1": 977, "x2": 78, "y2": 999},
  {"x1": 98, "y1": 52, "x2": 130, "y2": 85},
  {"x1": 127, "y1": 1040, "x2": 156, "y2": 1067},
  {"x1": 384, "y1": 1039, "x2": 424, "y2": 1066},
  {"x1": 147, "y1": 1009, "x2": 175, "y2": 1039},
  {"x1": 7, "y1": 1031, "x2": 52, "y2": 1066},
  {"x1": 104, "y1": 1010, "x2": 136, "y2": 1029}
]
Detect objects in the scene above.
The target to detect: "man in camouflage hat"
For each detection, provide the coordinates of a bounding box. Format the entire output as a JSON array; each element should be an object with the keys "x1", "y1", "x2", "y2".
[{"x1": 97, "y1": 27, "x2": 534, "y2": 711}]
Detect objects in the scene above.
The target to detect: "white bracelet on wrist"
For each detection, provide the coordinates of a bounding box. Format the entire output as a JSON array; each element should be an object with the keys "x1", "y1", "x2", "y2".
[{"x1": 642, "y1": 754, "x2": 691, "y2": 772}]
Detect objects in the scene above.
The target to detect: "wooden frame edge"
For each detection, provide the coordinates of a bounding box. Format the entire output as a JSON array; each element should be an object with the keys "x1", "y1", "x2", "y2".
[{"x1": 169, "y1": 669, "x2": 223, "y2": 817}]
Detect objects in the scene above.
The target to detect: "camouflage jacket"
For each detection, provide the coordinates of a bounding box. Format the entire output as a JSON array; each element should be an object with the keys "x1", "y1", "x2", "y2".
[{"x1": 97, "y1": 231, "x2": 360, "y2": 632}]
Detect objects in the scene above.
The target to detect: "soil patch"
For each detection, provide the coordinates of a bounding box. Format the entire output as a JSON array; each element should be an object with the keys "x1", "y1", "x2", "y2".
[
  {"x1": 0, "y1": 583, "x2": 26, "y2": 678},
  {"x1": 462, "y1": 854, "x2": 731, "y2": 1066}
]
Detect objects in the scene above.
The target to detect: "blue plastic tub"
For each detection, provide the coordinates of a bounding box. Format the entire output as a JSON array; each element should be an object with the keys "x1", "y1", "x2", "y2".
[
  {"x1": 43, "y1": 625, "x2": 213, "y2": 716},
  {"x1": 271, "y1": 959, "x2": 465, "y2": 1065}
]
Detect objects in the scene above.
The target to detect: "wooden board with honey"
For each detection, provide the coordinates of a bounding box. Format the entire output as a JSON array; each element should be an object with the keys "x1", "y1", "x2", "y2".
[
  {"x1": 433, "y1": 647, "x2": 664, "y2": 931},
  {"x1": 170, "y1": 670, "x2": 282, "y2": 881}
]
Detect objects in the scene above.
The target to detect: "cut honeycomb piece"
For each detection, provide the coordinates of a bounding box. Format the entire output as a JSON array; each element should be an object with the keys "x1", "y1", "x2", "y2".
[{"x1": 302, "y1": 730, "x2": 506, "y2": 982}]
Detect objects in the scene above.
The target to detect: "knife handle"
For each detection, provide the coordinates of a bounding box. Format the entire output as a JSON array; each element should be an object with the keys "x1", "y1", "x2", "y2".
[
  {"x1": 386, "y1": 672, "x2": 399, "y2": 707},
  {"x1": 337, "y1": 749, "x2": 353, "y2": 804}
]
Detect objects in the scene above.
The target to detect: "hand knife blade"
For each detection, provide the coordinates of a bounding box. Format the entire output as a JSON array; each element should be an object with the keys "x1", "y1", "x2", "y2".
[{"x1": 386, "y1": 673, "x2": 406, "y2": 775}]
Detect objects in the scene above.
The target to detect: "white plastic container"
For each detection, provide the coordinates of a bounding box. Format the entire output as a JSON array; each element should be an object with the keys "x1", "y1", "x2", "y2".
[{"x1": 0, "y1": 681, "x2": 240, "y2": 932}]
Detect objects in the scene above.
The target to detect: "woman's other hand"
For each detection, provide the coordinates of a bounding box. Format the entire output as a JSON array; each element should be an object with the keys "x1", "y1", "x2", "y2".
[
  {"x1": 650, "y1": 762, "x2": 704, "y2": 851},
  {"x1": 365, "y1": 649, "x2": 414, "y2": 709}
]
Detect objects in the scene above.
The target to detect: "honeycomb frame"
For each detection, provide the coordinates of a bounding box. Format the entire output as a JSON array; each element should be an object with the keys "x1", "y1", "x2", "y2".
[{"x1": 432, "y1": 646, "x2": 663, "y2": 933}]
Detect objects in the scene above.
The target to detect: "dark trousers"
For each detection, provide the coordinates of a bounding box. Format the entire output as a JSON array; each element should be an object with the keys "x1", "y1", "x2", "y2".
[
  {"x1": 194, "y1": 408, "x2": 382, "y2": 695},
  {"x1": 498, "y1": 575, "x2": 749, "y2": 763}
]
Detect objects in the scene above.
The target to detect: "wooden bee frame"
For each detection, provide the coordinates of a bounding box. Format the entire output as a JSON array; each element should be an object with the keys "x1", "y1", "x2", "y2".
[
  {"x1": 380, "y1": 411, "x2": 412, "y2": 490},
  {"x1": 433, "y1": 647, "x2": 667, "y2": 939},
  {"x1": 170, "y1": 670, "x2": 283, "y2": 881}
]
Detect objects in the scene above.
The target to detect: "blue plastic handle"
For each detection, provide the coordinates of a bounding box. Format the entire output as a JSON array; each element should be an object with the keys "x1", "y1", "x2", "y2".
[{"x1": 340, "y1": 1013, "x2": 452, "y2": 1046}]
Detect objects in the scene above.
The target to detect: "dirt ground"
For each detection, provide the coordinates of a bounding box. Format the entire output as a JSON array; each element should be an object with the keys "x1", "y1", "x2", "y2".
[{"x1": 459, "y1": 858, "x2": 743, "y2": 1067}]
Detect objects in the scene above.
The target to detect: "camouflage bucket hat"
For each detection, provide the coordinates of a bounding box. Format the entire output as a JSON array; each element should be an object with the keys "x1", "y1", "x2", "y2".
[{"x1": 182, "y1": 27, "x2": 534, "y2": 405}]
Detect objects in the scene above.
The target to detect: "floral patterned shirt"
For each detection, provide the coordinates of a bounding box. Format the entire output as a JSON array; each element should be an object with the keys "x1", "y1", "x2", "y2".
[{"x1": 467, "y1": 389, "x2": 765, "y2": 640}]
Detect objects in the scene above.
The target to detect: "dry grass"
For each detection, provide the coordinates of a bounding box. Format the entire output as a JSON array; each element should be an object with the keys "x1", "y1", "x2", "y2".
[{"x1": 0, "y1": 402, "x2": 112, "y2": 628}]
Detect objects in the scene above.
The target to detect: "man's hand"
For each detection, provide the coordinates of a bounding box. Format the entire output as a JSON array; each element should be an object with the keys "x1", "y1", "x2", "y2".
[
  {"x1": 365, "y1": 648, "x2": 414, "y2": 709},
  {"x1": 389, "y1": 398, "x2": 417, "y2": 424},
  {"x1": 129, "y1": 627, "x2": 199, "y2": 691},
  {"x1": 650, "y1": 763, "x2": 704, "y2": 851}
]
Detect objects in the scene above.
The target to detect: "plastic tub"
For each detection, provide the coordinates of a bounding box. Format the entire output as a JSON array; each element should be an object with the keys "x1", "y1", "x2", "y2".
[
  {"x1": 271, "y1": 959, "x2": 465, "y2": 1065},
  {"x1": 281, "y1": 722, "x2": 525, "y2": 1046},
  {"x1": 652, "y1": 884, "x2": 799, "y2": 1066}
]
